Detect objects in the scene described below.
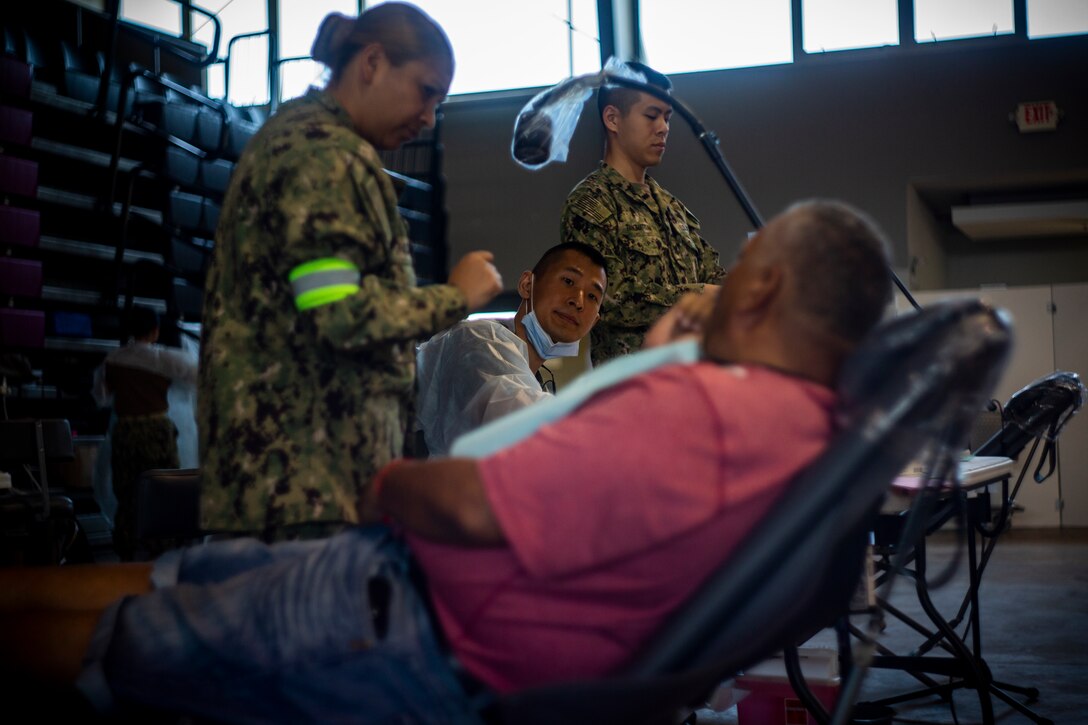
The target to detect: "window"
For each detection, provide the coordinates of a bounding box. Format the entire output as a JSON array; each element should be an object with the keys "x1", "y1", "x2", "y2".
[
  {"x1": 640, "y1": 0, "x2": 792, "y2": 75},
  {"x1": 134, "y1": 0, "x2": 1086, "y2": 107},
  {"x1": 278, "y1": 0, "x2": 358, "y2": 101},
  {"x1": 120, "y1": 0, "x2": 181, "y2": 36},
  {"x1": 803, "y1": 0, "x2": 899, "y2": 53},
  {"x1": 280, "y1": 0, "x2": 359, "y2": 59},
  {"x1": 205, "y1": 62, "x2": 226, "y2": 99},
  {"x1": 381, "y1": 0, "x2": 600, "y2": 96},
  {"x1": 914, "y1": 0, "x2": 1014, "y2": 43},
  {"x1": 280, "y1": 58, "x2": 326, "y2": 102},
  {"x1": 569, "y1": 0, "x2": 601, "y2": 79},
  {"x1": 192, "y1": 0, "x2": 269, "y2": 105},
  {"x1": 226, "y1": 34, "x2": 271, "y2": 106},
  {"x1": 1028, "y1": 0, "x2": 1088, "y2": 38}
]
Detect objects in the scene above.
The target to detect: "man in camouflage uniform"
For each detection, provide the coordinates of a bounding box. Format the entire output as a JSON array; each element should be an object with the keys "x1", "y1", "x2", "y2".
[
  {"x1": 199, "y1": 84, "x2": 498, "y2": 541},
  {"x1": 561, "y1": 62, "x2": 724, "y2": 366}
]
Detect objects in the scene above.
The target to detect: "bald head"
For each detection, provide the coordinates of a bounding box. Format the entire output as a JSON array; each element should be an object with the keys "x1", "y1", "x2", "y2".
[
  {"x1": 703, "y1": 200, "x2": 892, "y2": 384},
  {"x1": 774, "y1": 200, "x2": 893, "y2": 345}
]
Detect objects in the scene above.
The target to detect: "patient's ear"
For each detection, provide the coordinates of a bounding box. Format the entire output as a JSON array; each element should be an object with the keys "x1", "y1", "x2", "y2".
[
  {"x1": 737, "y1": 264, "x2": 782, "y2": 320},
  {"x1": 517, "y1": 270, "x2": 533, "y2": 301}
]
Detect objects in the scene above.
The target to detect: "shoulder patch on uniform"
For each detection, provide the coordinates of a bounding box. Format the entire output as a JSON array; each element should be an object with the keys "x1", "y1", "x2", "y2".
[{"x1": 567, "y1": 189, "x2": 615, "y2": 225}]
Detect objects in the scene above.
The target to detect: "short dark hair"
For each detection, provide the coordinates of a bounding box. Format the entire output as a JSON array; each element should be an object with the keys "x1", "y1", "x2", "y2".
[
  {"x1": 597, "y1": 61, "x2": 672, "y2": 122},
  {"x1": 779, "y1": 200, "x2": 893, "y2": 344},
  {"x1": 532, "y1": 242, "x2": 608, "y2": 282},
  {"x1": 128, "y1": 305, "x2": 160, "y2": 340}
]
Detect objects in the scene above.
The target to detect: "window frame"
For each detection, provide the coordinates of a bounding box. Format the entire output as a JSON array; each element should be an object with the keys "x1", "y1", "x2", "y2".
[{"x1": 157, "y1": 0, "x2": 1085, "y2": 108}]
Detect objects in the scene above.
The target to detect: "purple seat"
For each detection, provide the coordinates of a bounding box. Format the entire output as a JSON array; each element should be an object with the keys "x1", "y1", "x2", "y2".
[
  {"x1": 0, "y1": 104, "x2": 32, "y2": 146},
  {"x1": 0, "y1": 258, "x2": 42, "y2": 297},
  {"x1": 0, "y1": 56, "x2": 31, "y2": 97},
  {"x1": 0, "y1": 308, "x2": 45, "y2": 348},
  {"x1": 0, "y1": 206, "x2": 39, "y2": 247},
  {"x1": 0, "y1": 154, "x2": 37, "y2": 198}
]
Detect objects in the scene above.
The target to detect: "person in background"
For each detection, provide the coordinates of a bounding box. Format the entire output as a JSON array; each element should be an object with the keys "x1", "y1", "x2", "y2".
[
  {"x1": 561, "y1": 61, "x2": 724, "y2": 366},
  {"x1": 92, "y1": 306, "x2": 197, "y2": 560},
  {"x1": 197, "y1": 3, "x2": 502, "y2": 542},
  {"x1": 415, "y1": 241, "x2": 607, "y2": 456}
]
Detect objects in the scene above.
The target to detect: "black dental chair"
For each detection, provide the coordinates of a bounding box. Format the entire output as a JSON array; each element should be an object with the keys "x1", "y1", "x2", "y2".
[
  {"x1": 58, "y1": 299, "x2": 1011, "y2": 725},
  {"x1": 974, "y1": 370, "x2": 1086, "y2": 482},
  {"x1": 479, "y1": 298, "x2": 1013, "y2": 725}
]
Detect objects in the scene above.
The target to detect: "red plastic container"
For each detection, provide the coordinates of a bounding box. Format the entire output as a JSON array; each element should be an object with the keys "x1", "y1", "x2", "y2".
[{"x1": 736, "y1": 676, "x2": 840, "y2": 725}]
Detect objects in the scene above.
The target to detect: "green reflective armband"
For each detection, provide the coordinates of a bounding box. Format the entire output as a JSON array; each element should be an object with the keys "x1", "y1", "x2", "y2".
[{"x1": 289, "y1": 258, "x2": 361, "y2": 311}]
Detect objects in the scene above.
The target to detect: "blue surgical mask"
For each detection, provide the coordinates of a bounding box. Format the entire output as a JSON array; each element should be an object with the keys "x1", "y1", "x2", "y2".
[{"x1": 522, "y1": 275, "x2": 581, "y2": 359}]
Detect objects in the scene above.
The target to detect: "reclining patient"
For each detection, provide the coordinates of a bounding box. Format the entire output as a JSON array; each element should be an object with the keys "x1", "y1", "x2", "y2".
[
  {"x1": 416, "y1": 242, "x2": 607, "y2": 456},
  {"x1": 0, "y1": 200, "x2": 892, "y2": 723}
]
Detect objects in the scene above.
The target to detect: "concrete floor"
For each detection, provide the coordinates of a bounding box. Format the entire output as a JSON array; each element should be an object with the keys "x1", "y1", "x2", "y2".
[
  {"x1": 4, "y1": 525, "x2": 1084, "y2": 723},
  {"x1": 696, "y1": 528, "x2": 1088, "y2": 724}
]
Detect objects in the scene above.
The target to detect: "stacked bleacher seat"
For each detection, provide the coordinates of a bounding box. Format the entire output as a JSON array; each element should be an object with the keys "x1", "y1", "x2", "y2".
[
  {"x1": 0, "y1": 0, "x2": 247, "y2": 562},
  {"x1": 380, "y1": 125, "x2": 449, "y2": 285}
]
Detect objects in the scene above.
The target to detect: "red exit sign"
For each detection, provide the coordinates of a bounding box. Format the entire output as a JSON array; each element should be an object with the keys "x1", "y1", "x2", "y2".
[{"x1": 1014, "y1": 101, "x2": 1059, "y2": 133}]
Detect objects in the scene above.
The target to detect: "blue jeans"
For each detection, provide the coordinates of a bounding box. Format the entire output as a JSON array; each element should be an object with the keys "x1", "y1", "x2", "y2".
[{"x1": 78, "y1": 526, "x2": 479, "y2": 724}]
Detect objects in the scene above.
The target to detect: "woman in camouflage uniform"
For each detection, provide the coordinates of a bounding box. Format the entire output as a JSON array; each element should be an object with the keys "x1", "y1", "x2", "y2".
[{"x1": 198, "y1": 4, "x2": 501, "y2": 541}]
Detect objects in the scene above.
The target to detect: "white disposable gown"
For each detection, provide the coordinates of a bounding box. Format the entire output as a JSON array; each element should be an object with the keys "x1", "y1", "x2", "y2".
[
  {"x1": 415, "y1": 320, "x2": 550, "y2": 457},
  {"x1": 90, "y1": 335, "x2": 199, "y2": 521}
]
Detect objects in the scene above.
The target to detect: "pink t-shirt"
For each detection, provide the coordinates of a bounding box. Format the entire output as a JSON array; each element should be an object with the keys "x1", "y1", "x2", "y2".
[{"x1": 408, "y1": 362, "x2": 837, "y2": 692}]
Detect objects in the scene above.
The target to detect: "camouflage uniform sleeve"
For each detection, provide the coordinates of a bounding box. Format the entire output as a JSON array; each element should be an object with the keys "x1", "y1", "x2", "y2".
[
  {"x1": 687, "y1": 210, "x2": 727, "y2": 285},
  {"x1": 561, "y1": 190, "x2": 680, "y2": 331},
  {"x1": 280, "y1": 144, "x2": 466, "y2": 350}
]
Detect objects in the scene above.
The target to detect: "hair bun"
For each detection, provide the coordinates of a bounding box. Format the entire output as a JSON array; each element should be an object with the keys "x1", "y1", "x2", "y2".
[{"x1": 311, "y1": 12, "x2": 355, "y2": 65}]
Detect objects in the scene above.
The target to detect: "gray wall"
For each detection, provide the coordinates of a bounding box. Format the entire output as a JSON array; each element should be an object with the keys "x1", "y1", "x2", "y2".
[
  {"x1": 439, "y1": 35, "x2": 1088, "y2": 289},
  {"x1": 944, "y1": 238, "x2": 1088, "y2": 289}
]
